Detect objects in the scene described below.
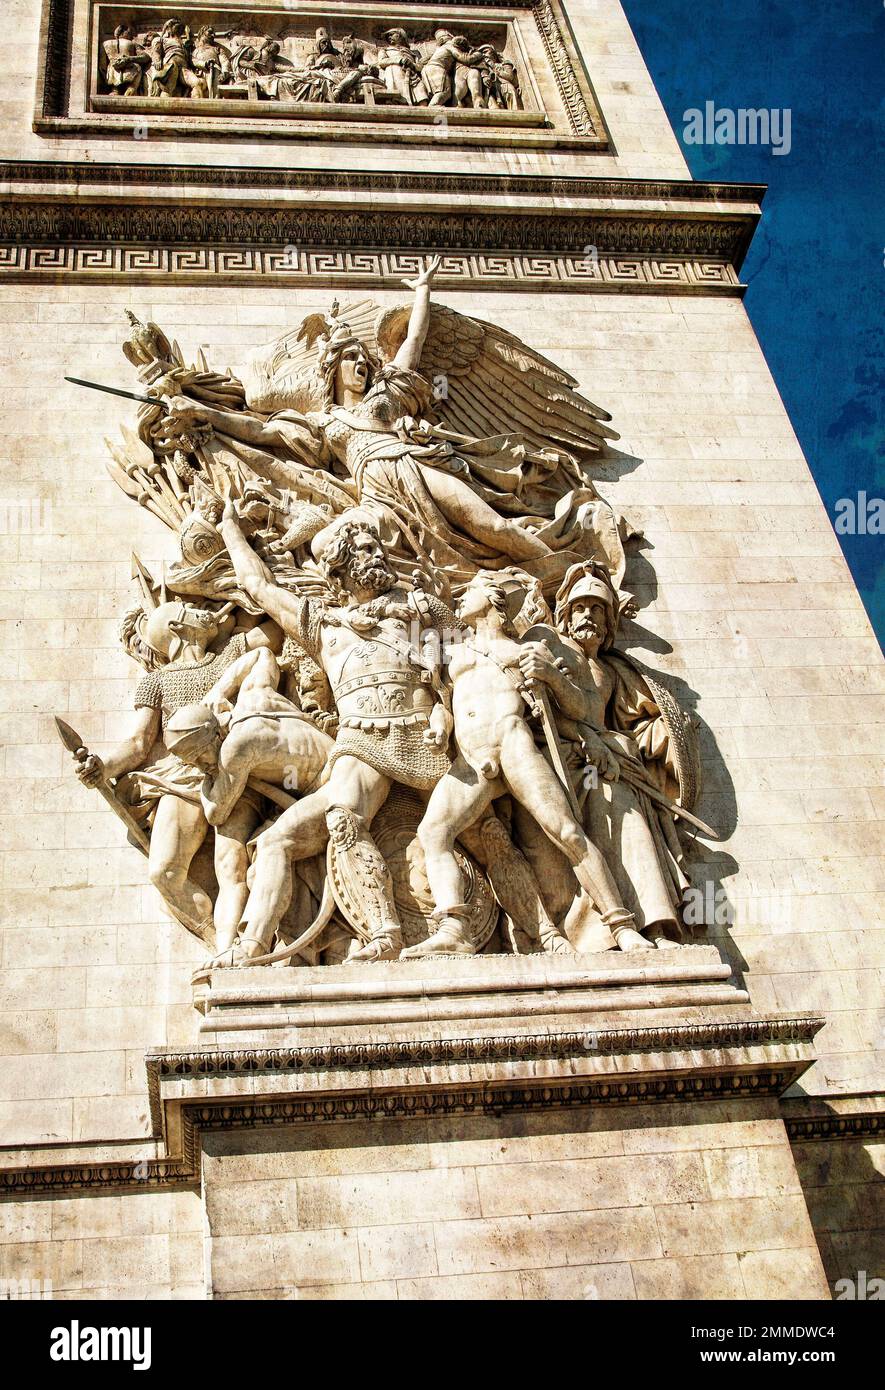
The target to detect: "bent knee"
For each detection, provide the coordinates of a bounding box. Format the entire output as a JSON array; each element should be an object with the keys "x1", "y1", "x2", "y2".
[{"x1": 417, "y1": 816, "x2": 452, "y2": 855}]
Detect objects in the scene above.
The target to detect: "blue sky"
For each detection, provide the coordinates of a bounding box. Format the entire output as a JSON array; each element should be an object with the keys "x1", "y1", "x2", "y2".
[{"x1": 621, "y1": 0, "x2": 884, "y2": 643}]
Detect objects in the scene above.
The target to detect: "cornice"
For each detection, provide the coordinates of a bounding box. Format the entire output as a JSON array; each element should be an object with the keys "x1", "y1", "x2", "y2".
[
  {"x1": 0, "y1": 160, "x2": 767, "y2": 207},
  {"x1": 782, "y1": 1094, "x2": 884, "y2": 1144},
  {"x1": 0, "y1": 1015, "x2": 821, "y2": 1199},
  {"x1": 0, "y1": 163, "x2": 762, "y2": 292}
]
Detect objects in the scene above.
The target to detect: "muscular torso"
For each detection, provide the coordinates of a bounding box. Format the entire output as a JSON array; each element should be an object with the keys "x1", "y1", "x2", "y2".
[
  {"x1": 222, "y1": 711, "x2": 331, "y2": 788},
  {"x1": 448, "y1": 639, "x2": 525, "y2": 757}
]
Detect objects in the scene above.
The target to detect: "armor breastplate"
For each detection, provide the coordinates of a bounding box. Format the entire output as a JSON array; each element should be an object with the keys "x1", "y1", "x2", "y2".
[{"x1": 331, "y1": 636, "x2": 431, "y2": 724}]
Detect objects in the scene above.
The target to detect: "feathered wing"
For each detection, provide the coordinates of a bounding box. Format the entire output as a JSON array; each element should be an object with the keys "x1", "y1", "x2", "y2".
[
  {"x1": 243, "y1": 299, "x2": 381, "y2": 413},
  {"x1": 375, "y1": 302, "x2": 618, "y2": 460}
]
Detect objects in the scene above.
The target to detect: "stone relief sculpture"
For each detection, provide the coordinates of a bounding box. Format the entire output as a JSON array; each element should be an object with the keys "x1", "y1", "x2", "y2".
[
  {"x1": 63, "y1": 260, "x2": 714, "y2": 969},
  {"x1": 96, "y1": 16, "x2": 524, "y2": 111}
]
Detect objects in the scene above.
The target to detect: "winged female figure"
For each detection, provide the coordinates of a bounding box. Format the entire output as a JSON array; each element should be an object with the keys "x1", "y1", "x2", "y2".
[{"x1": 158, "y1": 258, "x2": 630, "y2": 590}]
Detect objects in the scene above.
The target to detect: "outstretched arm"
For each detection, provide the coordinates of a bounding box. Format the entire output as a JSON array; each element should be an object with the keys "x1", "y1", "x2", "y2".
[
  {"x1": 219, "y1": 504, "x2": 321, "y2": 657},
  {"x1": 393, "y1": 255, "x2": 441, "y2": 373},
  {"x1": 160, "y1": 395, "x2": 312, "y2": 456}
]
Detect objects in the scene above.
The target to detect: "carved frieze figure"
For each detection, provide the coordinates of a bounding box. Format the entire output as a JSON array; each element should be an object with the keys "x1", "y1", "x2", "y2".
[
  {"x1": 62, "y1": 256, "x2": 715, "y2": 970},
  {"x1": 230, "y1": 35, "x2": 302, "y2": 101},
  {"x1": 101, "y1": 23, "x2": 150, "y2": 97},
  {"x1": 478, "y1": 46, "x2": 522, "y2": 110},
  {"x1": 517, "y1": 561, "x2": 703, "y2": 948},
  {"x1": 411, "y1": 569, "x2": 647, "y2": 956},
  {"x1": 294, "y1": 28, "x2": 379, "y2": 104},
  {"x1": 145, "y1": 18, "x2": 192, "y2": 98},
  {"x1": 187, "y1": 26, "x2": 231, "y2": 100},
  {"x1": 420, "y1": 29, "x2": 484, "y2": 107},
  {"x1": 375, "y1": 29, "x2": 428, "y2": 105}
]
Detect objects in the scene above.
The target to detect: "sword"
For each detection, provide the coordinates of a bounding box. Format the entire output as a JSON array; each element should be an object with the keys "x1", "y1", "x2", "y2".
[
  {"x1": 65, "y1": 376, "x2": 169, "y2": 412},
  {"x1": 613, "y1": 758, "x2": 719, "y2": 840},
  {"x1": 530, "y1": 684, "x2": 583, "y2": 822},
  {"x1": 578, "y1": 730, "x2": 718, "y2": 839}
]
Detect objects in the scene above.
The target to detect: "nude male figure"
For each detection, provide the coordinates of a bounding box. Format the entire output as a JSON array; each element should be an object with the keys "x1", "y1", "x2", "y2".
[
  {"x1": 411, "y1": 570, "x2": 649, "y2": 957},
  {"x1": 164, "y1": 646, "x2": 334, "y2": 960}
]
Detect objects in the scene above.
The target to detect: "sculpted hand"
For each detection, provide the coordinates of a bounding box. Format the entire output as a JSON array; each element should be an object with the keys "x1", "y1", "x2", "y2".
[
  {"x1": 583, "y1": 730, "x2": 619, "y2": 783},
  {"x1": 74, "y1": 749, "x2": 105, "y2": 789},
  {"x1": 401, "y1": 254, "x2": 441, "y2": 290},
  {"x1": 424, "y1": 704, "x2": 453, "y2": 749},
  {"x1": 161, "y1": 394, "x2": 206, "y2": 428},
  {"x1": 518, "y1": 643, "x2": 557, "y2": 686}
]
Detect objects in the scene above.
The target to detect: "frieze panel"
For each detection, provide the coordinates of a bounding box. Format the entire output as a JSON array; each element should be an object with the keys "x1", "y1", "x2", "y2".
[{"x1": 35, "y1": 0, "x2": 609, "y2": 147}]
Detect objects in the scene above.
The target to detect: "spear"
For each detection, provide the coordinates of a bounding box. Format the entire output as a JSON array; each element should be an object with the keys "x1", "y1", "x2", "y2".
[
  {"x1": 54, "y1": 716, "x2": 151, "y2": 855},
  {"x1": 54, "y1": 716, "x2": 214, "y2": 943}
]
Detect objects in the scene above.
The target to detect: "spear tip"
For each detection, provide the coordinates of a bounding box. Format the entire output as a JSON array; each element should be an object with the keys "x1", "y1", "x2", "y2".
[{"x1": 54, "y1": 715, "x2": 83, "y2": 752}]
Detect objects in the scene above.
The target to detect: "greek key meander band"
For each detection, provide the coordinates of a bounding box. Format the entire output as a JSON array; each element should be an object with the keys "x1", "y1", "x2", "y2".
[{"x1": 0, "y1": 244, "x2": 741, "y2": 291}]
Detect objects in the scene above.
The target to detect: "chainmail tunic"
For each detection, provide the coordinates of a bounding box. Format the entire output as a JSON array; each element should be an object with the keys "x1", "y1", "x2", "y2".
[
  {"x1": 134, "y1": 633, "x2": 248, "y2": 730},
  {"x1": 329, "y1": 717, "x2": 450, "y2": 792}
]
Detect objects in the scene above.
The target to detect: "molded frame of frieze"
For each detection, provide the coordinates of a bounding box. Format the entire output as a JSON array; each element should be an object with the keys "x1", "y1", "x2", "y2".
[{"x1": 34, "y1": 0, "x2": 612, "y2": 149}]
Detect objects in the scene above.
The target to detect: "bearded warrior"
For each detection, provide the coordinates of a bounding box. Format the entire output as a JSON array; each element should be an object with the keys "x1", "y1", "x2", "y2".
[
  {"x1": 517, "y1": 561, "x2": 703, "y2": 947},
  {"x1": 218, "y1": 503, "x2": 458, "y2": 962}
]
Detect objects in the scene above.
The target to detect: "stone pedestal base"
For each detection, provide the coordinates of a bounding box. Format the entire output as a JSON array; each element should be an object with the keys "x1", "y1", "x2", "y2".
[
  {"x1": 191, "y1": 945, "x2": 748, "y2": 1039},
  {"x1": 140, "y1": 950, "x2": 833, "y2": 1298}
]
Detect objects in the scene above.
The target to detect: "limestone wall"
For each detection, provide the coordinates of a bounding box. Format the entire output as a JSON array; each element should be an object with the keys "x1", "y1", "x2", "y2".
[
  {"x1": 201, "y1": 1103, "x2": 830, "y2": 1300},
  {"x1": 0, "y1": 0, "x2": 881, "y2": 1302}
]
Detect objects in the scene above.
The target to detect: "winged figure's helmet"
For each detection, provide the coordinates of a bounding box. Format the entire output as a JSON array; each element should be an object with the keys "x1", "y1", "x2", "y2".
[
  {"x1": 314, "y1": 302, "x2": 377, "y2": 407},
  {"x1": 243, "y1": 299, "x2": 377, "y2": 415}
]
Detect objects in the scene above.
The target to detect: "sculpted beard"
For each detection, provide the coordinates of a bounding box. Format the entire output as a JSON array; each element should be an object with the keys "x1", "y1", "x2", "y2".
[
  {"x1": 347, "y1": 551, "x2": 395, "y2": 594},
  {"x1": 571, "y1": 613, "x2": 604, "y2": 646}
]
